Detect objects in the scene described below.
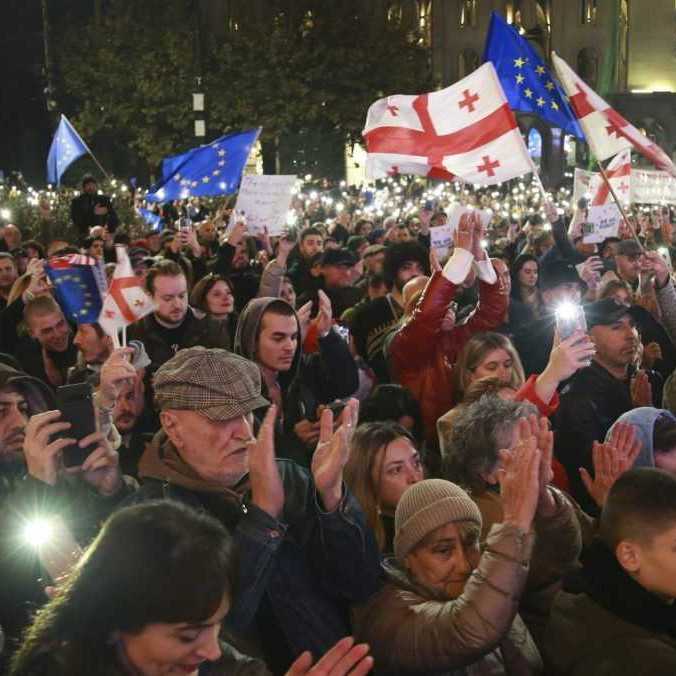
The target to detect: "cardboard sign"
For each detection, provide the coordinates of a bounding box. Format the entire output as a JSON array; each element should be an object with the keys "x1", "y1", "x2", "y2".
[
  {"x1": 232, "y1": 175, "x2": 296, "y2": 236},
  {"x1": 583, "y1": 203, "x2": 622, "y2": 244}
]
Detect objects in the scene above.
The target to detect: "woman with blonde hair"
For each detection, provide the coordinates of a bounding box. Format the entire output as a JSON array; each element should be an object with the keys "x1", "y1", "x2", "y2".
[{"x1": 345, "y1": 422, "x2": 424, "y2": 553}]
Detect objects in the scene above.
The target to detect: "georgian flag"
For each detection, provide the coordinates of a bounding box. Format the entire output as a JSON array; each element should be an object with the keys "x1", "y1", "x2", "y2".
[
  {"x1": 98, "y1": 245, "x2": 153, "y2": 337},
  {"x1": 552, "y1": 52, "x2": 676, "y2": 178},
  {"x1": 590, "y1": 149, "x2": 632, "y2": 206},
  {"x1": 362, "y1": 62, "x2": 536, "y2": 185}
]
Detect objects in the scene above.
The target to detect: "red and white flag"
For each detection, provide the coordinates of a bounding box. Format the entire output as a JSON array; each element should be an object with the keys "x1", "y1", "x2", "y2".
[
  {"x1": 552, "y1": 52, "x2": 676, "y2": 178},
  {"x1": 590, "y1": 149, "x2": 632, "y2": 206},
  {"x1": 362, "y1": 62, "x2": 535, "y2": 185},
  {"x1": 98, "y1": 245, "x2": 153, "y2": 337}
]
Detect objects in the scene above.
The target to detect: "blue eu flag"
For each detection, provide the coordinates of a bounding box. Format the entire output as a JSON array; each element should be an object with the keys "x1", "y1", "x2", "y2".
[
  {"x1": 45, "y1": 255, "x2": 107, "y2": 324},
  {"x1": 46, "y1": 115, "x2": 90, "y2": 185},
  {"x1": 137, "y1": 207, "x2": 162, "y2": 230},
  {"x1": 147, "y1": 128, "x2": 261, "y2": 202},
  {"x1": 483, "y1": 12, "x2": 584, "y2": 139}
]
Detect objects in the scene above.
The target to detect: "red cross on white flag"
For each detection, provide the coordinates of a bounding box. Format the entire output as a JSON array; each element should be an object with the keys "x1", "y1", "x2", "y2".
[
  {"x1": 590, "y1": 149, "x2": 632, "y2": 206},
  {"x1": 98, "y1": 245, "x2": 153, "y2": 338},
  {"x1": 362, "y1": 62, "x2": 536, "y2": 185},
  {"x1": 552, "y1": 52, "x2": 676, "y2": 178}
]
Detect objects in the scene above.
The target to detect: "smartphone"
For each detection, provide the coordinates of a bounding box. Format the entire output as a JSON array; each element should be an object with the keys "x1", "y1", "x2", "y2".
[
  {"x1": 326, "y1": 399, "x2": 348, "y2": 418},
  {"x1": 555, "y1": 303, "x2": 588, "y2": 340},
  {"x1": 55, "y1": 383, "x2": 97, "y2": 467}
]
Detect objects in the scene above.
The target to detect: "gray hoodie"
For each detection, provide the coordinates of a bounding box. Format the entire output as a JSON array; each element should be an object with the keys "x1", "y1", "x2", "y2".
[{"x1": 605, "y1": 407, "x2": 676, "y2": 467}]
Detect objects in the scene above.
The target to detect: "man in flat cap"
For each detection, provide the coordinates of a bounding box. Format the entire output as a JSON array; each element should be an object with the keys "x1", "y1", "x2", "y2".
[{"x1": 129, "y1": 347, "x2": 381, "y2": 674}]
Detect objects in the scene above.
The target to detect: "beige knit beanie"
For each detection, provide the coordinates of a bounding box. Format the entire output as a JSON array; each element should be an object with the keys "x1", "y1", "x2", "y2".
[{"x1": 394, "y1": 479, "x2": 482, "y2": 563}]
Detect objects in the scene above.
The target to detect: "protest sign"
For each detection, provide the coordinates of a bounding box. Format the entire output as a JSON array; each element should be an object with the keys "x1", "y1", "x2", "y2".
[
  {"x1": 231, "y1": 175, "x2": 296, "y2": 235},
  {"x1": 583, "y1": 203, "x2": 622, "y2": 244},
  {"x1": 430, "y1": 225, "x2": 453, "y2": 260}
]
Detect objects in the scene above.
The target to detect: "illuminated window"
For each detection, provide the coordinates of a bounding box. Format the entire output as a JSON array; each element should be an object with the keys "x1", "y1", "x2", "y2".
[
  {"x1": 581, "y1": 0, "x2": 597, "y2": 24},
  {"x1": 387, "y1": 2, "x2": 403, "y2": 25},
  {"x1": 564, "y1": 135, "x2": 577, "y2": 166},
  {"x1": 528, "y1": 128, "x2": 543, "y2": 167},
  {"x1": 417, "y1": 0, "x2": 432, "y2": 46},
  {"x1": 459, "y1": 0, "x2": 478, "y2": 28}
]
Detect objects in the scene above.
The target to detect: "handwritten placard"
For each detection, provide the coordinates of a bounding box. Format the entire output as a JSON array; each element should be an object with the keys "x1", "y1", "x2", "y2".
[
  {"x1": 232, "y1": 175, "x2": 296, "y2": 236},
  {"x1": 430, "y1": 225, "x2": 453, "y2": 260},
  {"x1": 583, "y1": 203, "x2": 622, "y2": 244}
]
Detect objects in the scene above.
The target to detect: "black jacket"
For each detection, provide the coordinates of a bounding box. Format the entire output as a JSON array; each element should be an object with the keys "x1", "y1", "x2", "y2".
[
  {"x1": 70, "y1": 193, "x2": 119, "y2": 235},
  {"x1": 211, "y1": 242, "x2": 262, "y2": 313},
  {"x1": 553, "y1": 361, "x2": 633, "y2": 512},
  {"x1": 128, "y1": 308, "x2": 231, "y2": 374}
]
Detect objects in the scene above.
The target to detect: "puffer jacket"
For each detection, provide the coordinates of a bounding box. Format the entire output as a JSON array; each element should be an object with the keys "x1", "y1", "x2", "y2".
[
  {"x1": 388, "y1": 264, "x2": 507, "y2": 443},
  {"x1": 353, "y1": 523, "x2": 542, "y2": 676}
]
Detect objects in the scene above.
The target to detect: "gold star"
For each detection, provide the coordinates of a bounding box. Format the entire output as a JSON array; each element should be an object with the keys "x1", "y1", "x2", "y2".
[
  {"x1": 545, "y1": 81, "x2": 555, "y2": 91},
  {"x1": 524, "y1": 88, "x2": 534, "y2": 99},
  {"x1": 535, "y1": 65, "x2": 546, "y2": 75},
  {"x1": 536, "y1": 97, "x2": 546, "y2": 107},
  {"x1": 202, "y1": 176, "x2": 210, "y2": 183},
  {"x1": 515, "y1": 74, "x2": 525, "y2": 84},
  {"x1": 514, "y1": 57, "x2": 526, "y2": 68},
  {"x1": 551, "y1": 101, "x2": 559, "y2": 110}
]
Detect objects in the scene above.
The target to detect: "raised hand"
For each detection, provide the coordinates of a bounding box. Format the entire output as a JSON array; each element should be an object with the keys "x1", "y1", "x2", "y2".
[
  {"x1": 313, "y1": 290, "x2": 333, "y2": 338},
  {"x1": 248, "y1": 405, "x2": 284, "y2": 519},
  {"x1": 453, "y1": 212, "x2": 474, "y2": 252},
  {"x1": 23, "y1": 411, "x2": 75, "y2": 486},
  {"x1": 311, "y1": 399, "x2": 359, "y2": 512},
  {"x1": 286, "y1": 637, "x2": 373, "y2": 676},
  {"x1": 498, "y1": 432, "x2": 541, "y2": 533},
  {"x1": 69, "y1": 431, "x2": 122, "y2": 497},
  {"x1": 98, "y1": 347, "x2": 137, "y2": 408},
  {"x1": 580, "y1": 425, "x2": 640, "y2": 508},
  {"x1": 297, "y1": 300, "x2": 313, "y2": 342},
  {"x1": 630, "y1": 370, "x2": 653, "y2": 407}
]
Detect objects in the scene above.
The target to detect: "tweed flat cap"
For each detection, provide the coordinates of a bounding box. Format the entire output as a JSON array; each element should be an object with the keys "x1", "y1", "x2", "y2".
[{"x1": 153, "y1": 347, "x2": 269, "y2": 421}]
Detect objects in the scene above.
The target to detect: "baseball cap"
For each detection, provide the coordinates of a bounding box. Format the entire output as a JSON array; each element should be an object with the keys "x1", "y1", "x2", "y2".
[
  {"x1": 321, "y1": 248, "x2": 358, "y2": 267},
  {"x1": 539, "y1": 260, "x2": 583, "y2": 292},
  {"x1": 616, "y1": 239, "x2": 643, "y2": 258},
  {"x1": 153, "y1": 347, "x2": 269, "y2": 421},
  {"x1": 584, "y1": 298, "x2": 634, "y2": 330}
]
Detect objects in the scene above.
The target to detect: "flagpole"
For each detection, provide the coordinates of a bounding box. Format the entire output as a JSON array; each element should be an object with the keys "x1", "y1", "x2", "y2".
[
  {"x1": 596, "y1": 160, "x2": 642, "y2": 249},
  {"x1": 63, "y1": 115, "x2": 111, "y2": 182},
  {"x1": 88, "y1": 152, "x2": 112, "y2": 183}
]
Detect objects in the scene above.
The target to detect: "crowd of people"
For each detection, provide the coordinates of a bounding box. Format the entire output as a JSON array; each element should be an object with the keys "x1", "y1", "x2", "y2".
[{"x1": 0, "y1": 169, "x2": 676, "y2": 675}]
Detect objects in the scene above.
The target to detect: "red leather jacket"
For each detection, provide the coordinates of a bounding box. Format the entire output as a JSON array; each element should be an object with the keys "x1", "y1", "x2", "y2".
[{"x1": 389, "y1": 269, "x2": 508, "y2": 443}]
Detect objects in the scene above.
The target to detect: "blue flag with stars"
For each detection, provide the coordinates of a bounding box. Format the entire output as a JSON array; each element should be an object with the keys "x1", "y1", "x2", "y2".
[
  {"x1": 45, "y1": 254, "x2": 107, "y2": 324},
  {"x1": 146, "y1": 128, "x2": 261, "y2": 202},
  {"x1": 46, "y1": 115, "x2": 90, "y2": 186},
  {"x1": 483, "y1": 12, "x2": 584, "y2": 139},
  {"x1": 137, "y1": 207, "x2": 162, "y2": 230}
]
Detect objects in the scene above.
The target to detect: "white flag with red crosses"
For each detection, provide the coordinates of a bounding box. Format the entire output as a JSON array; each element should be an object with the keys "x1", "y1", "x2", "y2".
[
  {"x1": 362, "y1": 62, "x2": 535, "y2": 185},
  {"x1": 552, "y1": 52, "x2": 676, "y2": 178}
]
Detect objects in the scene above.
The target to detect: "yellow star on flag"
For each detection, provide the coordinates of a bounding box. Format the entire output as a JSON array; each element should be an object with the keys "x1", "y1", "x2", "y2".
[
  {"x1": 514, "y1": 57, "x2": 526, "y2": 68},
  {"x1": 515, "y1": 74, "x2": 525, "y2": 84},
  {"x1": 551, "y1": 101, "x2": 559, "y2": 110},
  {"x1": 536, "y1": 97, "x2": 546, "y2": 107},
  {"x1": 524, "y1": 88, "x2": 533, "y2": 99},
  {"x1": 535, "y1": 65, "x2": 546, "y2": 75},
  {"x1": 545, "y1": 81, "x2": 555, "y2": 91}
]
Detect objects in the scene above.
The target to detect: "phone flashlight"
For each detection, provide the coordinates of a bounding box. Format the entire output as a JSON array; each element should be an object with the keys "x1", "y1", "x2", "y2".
[{"x1": 23, "y1": 518, "x2": 54, "y2": 548}]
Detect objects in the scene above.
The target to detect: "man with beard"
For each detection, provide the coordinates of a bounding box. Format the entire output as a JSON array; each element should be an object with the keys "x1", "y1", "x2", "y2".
[
  {"x1": 0, "y1": 253, "x2": 18, "y2": 311},
  {"x1": 350, "y1": 241, "x2": 429, "y2": 382},
  {"x1": 128, "y1": 260, "x2": 230, "y2": 374},
  {"x1": 19, "y1": 296, "x2": 78, "y2": 388}
]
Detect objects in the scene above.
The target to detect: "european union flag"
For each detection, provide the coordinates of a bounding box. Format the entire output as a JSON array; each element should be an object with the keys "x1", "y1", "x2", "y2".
[
  {"x1": 47, "y1": 115, "x2": 90, "y2": 186},
  {"x1": 137, "y1": 207, "x2": 162, "y2": 230},
  {"x1": 45, "y1": 255, "x2": 107, "y2": 324},
  {"x1": 147, "y1": 128, "x2": 261, "y2": 202},
  {"x1": 483, "y1": 12, "x2": 584, "y2": 139}
]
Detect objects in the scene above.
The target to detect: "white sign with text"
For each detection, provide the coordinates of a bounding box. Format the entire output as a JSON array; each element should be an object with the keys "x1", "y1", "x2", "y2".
[
  {"x1": 232, "y1": 174, "x2": 296, "y2": 236},
  {"x1": 583, "y1": 203, "x2": 622, "y2": 243}
]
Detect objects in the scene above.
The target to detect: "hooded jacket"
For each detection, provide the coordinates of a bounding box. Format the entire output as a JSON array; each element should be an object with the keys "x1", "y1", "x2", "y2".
[
  {"x1": 605, "y1": 406, "x2": 676, "y2": 468},
  {"x1": 234, "y1": 297, "x2": 358, "y2": 465}
]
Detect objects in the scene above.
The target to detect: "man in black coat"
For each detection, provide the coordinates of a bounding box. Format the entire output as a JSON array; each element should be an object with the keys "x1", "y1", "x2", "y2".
[{"x1": 70, "y1": 174, "x2": 119, "y2": 236}]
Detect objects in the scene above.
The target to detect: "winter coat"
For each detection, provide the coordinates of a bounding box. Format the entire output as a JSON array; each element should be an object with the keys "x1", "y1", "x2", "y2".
[
  {"x1": 388, "y1": 269, "x2": 507, "y2": 443},
  {"x1": 131, "y1": 433, "x2": 382, "y2": 675},
  {"x1": 128, "y1": 307, "x2": 231, "y2": 374},
  {"x1": 353, "y1": 523, "x2": 542, "y2": 676},
  {"x1": 553, "y1": 361, "x2": 634, "y2": 513},
  {"x1": 544, "y1": 539, "x2": 676, "y2": 675}
]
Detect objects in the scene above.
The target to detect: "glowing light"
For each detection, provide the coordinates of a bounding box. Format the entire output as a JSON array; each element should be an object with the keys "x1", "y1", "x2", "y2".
[
  {"x1": 23, "y1": 518, "x2": 53, "y2": 547},
  {"x1": 0, "y1": 209, "x2": 11, "y2": 220}
]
